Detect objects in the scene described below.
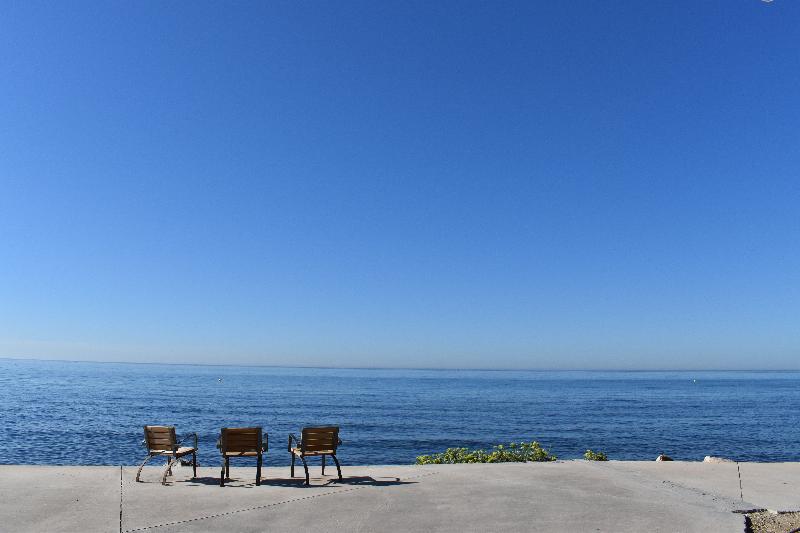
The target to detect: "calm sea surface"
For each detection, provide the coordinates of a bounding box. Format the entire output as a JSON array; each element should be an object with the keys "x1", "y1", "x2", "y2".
[{"x1": 1, "y1": 358, "x2": 799, "y2": 467}]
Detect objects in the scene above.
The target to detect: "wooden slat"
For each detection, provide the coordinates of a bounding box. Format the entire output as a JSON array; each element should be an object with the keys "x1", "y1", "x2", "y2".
[
  {"x1": 144, "y1": 425, "x2": 176, "y2": 451},
  {"x1": 222, "y1": 445, "x2": 260, "y2": 452},
  {"x1": 223, "y1": 451, "x2": 260, "y2": 456},
  {"x1": 145, "y1": 433, "x2": 174, "y2": 440},
  {"x1": 224, "y1": 435, "x2": 259, "y2": 444},
  {"x1": 301, "y1": 427, "x2": 338, "y2": 452},
  {"x1": 303, "y1": 441, "x2": 336, "y2": 449},
  {"x1": 303, "y1": 427, "x2": 338, "y2": 433},
  {"x1": 304, "y1": 446, "x2": 334, "y2": 452},
  {"x1": 150, "y1": 447, "x2": 194, "y2": 454},
  {"x1": 220, "y1": 427, "x2": 262, "y2": 453},
  {"x1": 221, "y1": 428, "x2": 261, "y2": 436},
  {"x1": 224, "y1": 433, "x2": 259, "y2": 441}
]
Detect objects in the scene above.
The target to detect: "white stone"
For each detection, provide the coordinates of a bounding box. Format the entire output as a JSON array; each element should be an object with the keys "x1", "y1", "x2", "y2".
[{"x1": 703, "y1": 456, "x2": 735, "y2": 463}]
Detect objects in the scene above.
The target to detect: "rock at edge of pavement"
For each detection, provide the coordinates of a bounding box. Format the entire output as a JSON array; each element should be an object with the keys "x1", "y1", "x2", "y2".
[{"x1": 703, "y1": 456, "x2": 735, "y2": 463}]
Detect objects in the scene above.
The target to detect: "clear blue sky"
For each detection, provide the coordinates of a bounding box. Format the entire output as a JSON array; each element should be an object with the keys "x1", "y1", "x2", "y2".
[{"x1": 1, "y1": 1, "x2": 798, "y2": 369}]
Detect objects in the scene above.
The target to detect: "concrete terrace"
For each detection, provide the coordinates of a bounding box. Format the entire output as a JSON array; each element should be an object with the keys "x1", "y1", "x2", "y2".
[{"x1": 1, "y1": 462, "x2": 798, "y2": 532}]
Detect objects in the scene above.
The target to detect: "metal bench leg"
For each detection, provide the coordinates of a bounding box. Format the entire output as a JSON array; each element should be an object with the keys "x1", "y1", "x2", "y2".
[
  {"x1": 331, "y1": 454, "x2": 342, "y2": 480},
  {"x1": 220, "y1": 459, "x2": 226, "y2": 487},
  {"x1": 192, "y1": 451, "x2": 197, "y2": 478},
  {"x1": 225, "y1": 457, "x2": 230, "y2": 478},
  {"x1": 162, "y1": 457, "x2": 177, "y2": 485},
  {"x1": 135, "y1": 453, "x2": 153, "y2": 482},
  {"x1": 290, "y1": 453, "x2": 295, "y2": 477},
  {"x1": 321, "y1": 455, "x2": 326, "y2": 476},
  {"x1": 300, "y1": 455, "x2": 310, "y2": 486},
  {"x1": 256, "y1": 454, "x2": 262, "y2": 486}
]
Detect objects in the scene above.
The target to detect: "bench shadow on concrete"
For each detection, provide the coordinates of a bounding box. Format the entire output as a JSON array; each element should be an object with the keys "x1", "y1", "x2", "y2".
[{"x1": 167, "y1": 475, "x2": 416, "y2": 488}]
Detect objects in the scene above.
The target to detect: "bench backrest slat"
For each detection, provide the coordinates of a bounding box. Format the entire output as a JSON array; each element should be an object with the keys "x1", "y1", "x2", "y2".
[
  {"x1": 302, "y1": 426, "x2": 339, "y2": 452},
  {"x1": 144, "y1": 426, "x2": 177, "y2": 452},
  {"x1": 220, "y1": 427, "x2": 263, "y2": 453}
]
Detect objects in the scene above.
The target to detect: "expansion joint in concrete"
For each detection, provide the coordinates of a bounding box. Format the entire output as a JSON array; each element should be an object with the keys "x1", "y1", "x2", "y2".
[
  {"x1": 119, "y1": 465, "x2": 124, "y2": 533},
  {"x1": 122, "y1": 470, "x2": 440, "y2": 532}
]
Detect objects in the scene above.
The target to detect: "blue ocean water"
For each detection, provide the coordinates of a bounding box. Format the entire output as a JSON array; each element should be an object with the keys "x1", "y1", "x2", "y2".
[{"x1": 1, "y1": 358, "x2": 798, "y2": 467}]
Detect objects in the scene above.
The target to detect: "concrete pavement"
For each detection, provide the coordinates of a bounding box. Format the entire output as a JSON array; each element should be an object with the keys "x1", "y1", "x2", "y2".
[{"x1": 0, "y1": 461, "x2": 797, "y2": 532}]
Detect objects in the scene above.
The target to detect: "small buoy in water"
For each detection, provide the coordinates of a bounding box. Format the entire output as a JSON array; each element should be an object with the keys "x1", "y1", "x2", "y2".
[
  {"x1": 692, "y1": 379, "x2": 697, "y2": 383},
  {"x1": 218, "y1": 378, "x2": 222, "y2": 382}
]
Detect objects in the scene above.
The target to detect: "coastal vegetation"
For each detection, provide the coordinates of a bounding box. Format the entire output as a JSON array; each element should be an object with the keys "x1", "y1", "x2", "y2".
[
  {"x1": 416, "y1": 441, "x2": 557, "y2": 464},
  {"x1": 583, "y1": 449, "x2": 608, "y2": 461}
]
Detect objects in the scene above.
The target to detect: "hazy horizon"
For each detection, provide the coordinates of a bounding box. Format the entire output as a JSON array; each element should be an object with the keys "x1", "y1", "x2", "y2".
[
  {"x1": 3, "y1": 355, "x2": 800, "y2": 373},
  {"x1": 2, "y1": 1, "x2": 799, "y2": 370}
]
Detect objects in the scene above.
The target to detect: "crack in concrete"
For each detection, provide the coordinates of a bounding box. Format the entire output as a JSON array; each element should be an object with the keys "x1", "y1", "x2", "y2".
[
  {"x1": 738, "y1": 462, "x2": 744, "y2": 501},
  {"x1": 123, "y1": 470, "x2": 439, "y2": 532},
  {"x1": 582, "y1": 462, "x2": 753, "y2": 515},
  {"x1": 119, "y1": 466, "x2": 124, "y2": 533},
  {"x1": 579, "y1": 462, "x2": 752, "y2": 532}
]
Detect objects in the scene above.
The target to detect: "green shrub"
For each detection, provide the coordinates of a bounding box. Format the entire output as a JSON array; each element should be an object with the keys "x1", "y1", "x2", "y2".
[
  {"x1": 416, "y1": 441, "x2": 557, "y2": 465},
  {"x1": 583, "y1": 449, "x2": 608, "y2": 461}
]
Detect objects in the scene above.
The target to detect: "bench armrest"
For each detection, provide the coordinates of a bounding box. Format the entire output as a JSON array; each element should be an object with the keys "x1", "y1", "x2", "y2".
[
  {"x1": 178, "y1": 432, "x2": 198, "y2": 449},
  {"x1": 288, "y1": 433, "x2": 301, "y2": 452}
]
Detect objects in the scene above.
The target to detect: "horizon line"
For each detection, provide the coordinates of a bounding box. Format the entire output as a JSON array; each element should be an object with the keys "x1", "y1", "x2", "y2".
[{"x1": 1, "y1": 355, "x2": 799, "y2": 373}]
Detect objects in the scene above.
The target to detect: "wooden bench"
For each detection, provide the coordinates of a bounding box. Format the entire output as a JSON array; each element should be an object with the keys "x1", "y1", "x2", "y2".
[
  {"x1": 136, "y1": 426, "x2": 197, "y2": 485},
  {"x1": 217, "y1": 427, "x2": 268, "y2": 486},
  {"x1": 288, "y1": 426, "x2": 342, "y2": 485}
]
